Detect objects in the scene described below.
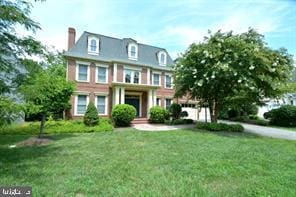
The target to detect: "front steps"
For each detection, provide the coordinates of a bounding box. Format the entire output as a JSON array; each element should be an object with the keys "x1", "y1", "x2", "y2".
[{"x1": 131, "y1": 118, "x2": 149, "y2": 124}]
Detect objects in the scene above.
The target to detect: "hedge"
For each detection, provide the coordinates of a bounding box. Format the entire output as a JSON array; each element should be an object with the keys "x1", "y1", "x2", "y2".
[
  {"x1": 149, "y1": 106, "x2": 169, "y2": 123},
  {"x1": 263, "y1": 105, "x2": 296, "y2": 126},
  {"x1": 196, "y1": 122, "x2": 244, "y2": 132},
  {"x1": 0, "y1": 119, "x2": 113, "y2": 135}
]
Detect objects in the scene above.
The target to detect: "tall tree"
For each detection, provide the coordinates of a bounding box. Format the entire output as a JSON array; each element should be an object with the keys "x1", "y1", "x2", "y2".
[
  {"x1": 174, "y1": 29, "x2": 294, "y2": 122},
  {"x1": 0, "y1": 0, "x2": 44, "y2": 94}
]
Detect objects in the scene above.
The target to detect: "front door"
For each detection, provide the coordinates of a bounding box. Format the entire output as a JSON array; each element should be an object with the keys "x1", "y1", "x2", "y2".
[{"x1": 125, "y1": 95, "x2": 140, "y2": 117}]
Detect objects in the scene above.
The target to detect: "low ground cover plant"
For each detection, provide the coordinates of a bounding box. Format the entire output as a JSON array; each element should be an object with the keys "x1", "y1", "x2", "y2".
[
  {"x1": 0, "y1": 118, "x2": 113, "y2": 135},
  {"x1": 164, "y1": 119, "x2": 194, "y2": 125},
  {"x1": 196, "y1": 122, "x2": 244, "y2": 132}
]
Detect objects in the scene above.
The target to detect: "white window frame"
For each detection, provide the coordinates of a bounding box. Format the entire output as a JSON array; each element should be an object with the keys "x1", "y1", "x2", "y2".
[
  {"x1": 128, "y1": 43, "x2": 138, "y2": 60},
  {"x1": 158, "y1": 51, "x2": 167, "y2": 66},
  {"x1": 164, "y1": 73, "x2": 173, "y2": 89},
  {"x1": 95, "y1": 93, "x2": 109, "y2": 115},
  {"x1": 95, "y1": 64, "x2": 109, "y2": 84},
  {"x1": 76, "y1": 61, "x2": 90, "y2": 82},
  {"x1": 124, "y1": 68, "x2": 141, "y2": 84},
  {"x1": 164, "y1": 98, "x2": 172, "y2": 109},
  {"x1": 152, "y1": 71, "x2": 161, "y2": 86},
  {"x1": 88, "y1": 36, "x2": 99, "y2": 55},
  {"x1": 156, "y1": 97, "x2": 161, "y2": 106},
  {"x1": 74, "y1": 93, "x2": 90, "y2": 116}
]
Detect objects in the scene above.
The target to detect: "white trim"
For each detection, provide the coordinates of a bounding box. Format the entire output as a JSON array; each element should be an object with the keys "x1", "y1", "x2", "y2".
[
  {"x1": 87, "y1": 36, "x2": 99, "y2": 55},
  {"x1": 76, "y1": 61, "x2": 90, "y2": 82},
  {"x1": 124, "y1": 65, "x2": 142, "y2": 71},
  {"x1": 95, "y1": 95, "x2": 108, "y2": 115},
  {"x1": 128, "y1": 43, "x2": 138, "y2": 60},
  {"x1": 156, "y1": 97, "x2": 161, "y2": 106},
  {"x1": 113, "y1": 63, "x2": 117, "y2": 82},
  {"x1": 158, "y1": 51, "x2": 167, "y2": 66},
  {"x1": 152, "y1": 72, "x2": 161, "y2": 86},
  {"x1": 74, "y1": 94, "x2": 90, "y2": 116},
  {"x1": 73, "y1": 91, "x2": 91, "y2": 95},
  {"x1": 164, "y1": 73, "x2": 173, "y2": 89},
  {"x1": 125, "y1": 92, "x2": 142, "y2": 117},
  {"x1": 123, "y1": 68, "x2": 142, "y2": 84},
  {"x1": 95, "y1": 64, "x2": 109, "y2": 84},
  {"x1": 94, "y1": 92, "x2": 109, "y2": 96}
]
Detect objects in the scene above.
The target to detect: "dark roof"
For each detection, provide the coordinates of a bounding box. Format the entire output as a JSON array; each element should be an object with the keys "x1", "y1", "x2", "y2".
[{"x1": 64, "y1": 31, "x2": 174, "y2": 70}]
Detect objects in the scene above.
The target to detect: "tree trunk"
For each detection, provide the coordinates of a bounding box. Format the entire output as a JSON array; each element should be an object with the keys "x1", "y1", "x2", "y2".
[
  {"x1": 208, "y1": 100, "x2": 220, "y2": 123},
  {"x1": 39, "y1": 114, "x2": 46, "y2": 138}
]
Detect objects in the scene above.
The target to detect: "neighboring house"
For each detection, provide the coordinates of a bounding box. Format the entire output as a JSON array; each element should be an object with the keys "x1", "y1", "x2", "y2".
[
  {"x1": 64, "y1": 28, "x2": 197, "y2": 120},
  {"x1": 258, "y1": 93, "x2": 296, "y2": 118}
]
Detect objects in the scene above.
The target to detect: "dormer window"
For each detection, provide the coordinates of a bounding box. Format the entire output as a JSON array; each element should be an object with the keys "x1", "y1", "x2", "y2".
[
  {"x1": 158, "y1": 51, "x2": 167, "y2": 66},
  {"x1": 128, "y1": 43, "x2": 138, "y2": 60},
  {"x1": 88, "y1": 36, "x2": 99, "y2": 55}
]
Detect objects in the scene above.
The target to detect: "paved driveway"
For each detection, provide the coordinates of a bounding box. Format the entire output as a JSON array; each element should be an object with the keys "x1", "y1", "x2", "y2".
[{"x1": 222, "y1": 121, "x2": 296, "y2": 140}]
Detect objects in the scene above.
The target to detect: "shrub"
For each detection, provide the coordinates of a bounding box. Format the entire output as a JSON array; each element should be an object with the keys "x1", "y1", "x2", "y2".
[
  {"x1": 83, "y1": 102, "x2": 99, "y2": 126},
  {"x1": 0, "y1": 118, "x2": 113, "y2": 135},
  {"x1": 164, "y1": 119, "x2": 194, "y2": 125},
  {"x1": 149, "y1": 106, "x2": 169, "y2": 123},
  {"x1": 245, "y1": 119, "x2": 269, "y2": 126},
  {"x1": 169, "y1": 103, "x2": 182, "y2": 120},
  {"x1": 196, "y1": 122, "x2": 244, "y2": 132},
  {"x1": 111, "y1": 104, "x2": 136, "y2": 127},
  {"x1": 180, "y1": 111, "x2": 189, "y2": 118},
  {"x1": 248, "y1": 115, "x2": 259, "y2": 120},
  {"x1": 264, "y1": 105, "x2": 296, "y2": 126}
]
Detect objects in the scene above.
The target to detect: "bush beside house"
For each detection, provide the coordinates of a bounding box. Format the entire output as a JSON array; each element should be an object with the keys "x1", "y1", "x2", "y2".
[
  {"x1": 264, "y1": 105, "x2": 296, "y2": 126},
  {"x1": 149, "y1": 106, "x2": 169, "y2": 123},
  {"x1": 111, "y1": 104, "x2": 136, "y2": 127},
  {"x1": 83, "y1": 102, "x2": 100, "y2": 126}
]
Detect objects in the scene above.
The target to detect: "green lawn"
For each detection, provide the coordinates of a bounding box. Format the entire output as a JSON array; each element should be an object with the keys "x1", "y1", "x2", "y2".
[{"x1": 1, "y1": 129, "x2": 295, "y2": 196}]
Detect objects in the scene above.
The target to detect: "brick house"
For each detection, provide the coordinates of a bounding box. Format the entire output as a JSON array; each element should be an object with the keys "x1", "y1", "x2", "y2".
[{"x1": 64, "y1": 28, "x2": 198, "y2": 120}]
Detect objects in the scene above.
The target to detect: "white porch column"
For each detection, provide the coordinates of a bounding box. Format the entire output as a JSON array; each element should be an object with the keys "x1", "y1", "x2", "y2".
[
  {"x1": 120, "y1": 87, "x2": 125, "y2": 104},
  {"x1": 114, "y1": 87, "x2": 120, "y2": 105},
  {"x1": 113, "y1": 63, "x2": 117, "y2": 82},
  {"x1": 152, "y1": 90, "x2": 157, "y2": 106},
  {"x1": 147, "y1": 68, "x2": 150, "y2": 85},
  {"x1": 147, "y1": 89, "x2": 152, "y2": 117}
]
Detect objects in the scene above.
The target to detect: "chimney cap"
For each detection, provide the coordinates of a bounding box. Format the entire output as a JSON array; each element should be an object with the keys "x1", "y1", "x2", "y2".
[{"x1": 68, "y1": 27, "x2": 76, "y2": 33}]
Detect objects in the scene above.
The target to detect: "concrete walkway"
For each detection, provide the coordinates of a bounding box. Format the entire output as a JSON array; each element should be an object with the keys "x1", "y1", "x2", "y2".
[
  {"x1": 132, "y1": 123, "x2": 195, "y2": 131},
  {"x1": 222, "y1": 121, "x2": 296, "y2": 140}
]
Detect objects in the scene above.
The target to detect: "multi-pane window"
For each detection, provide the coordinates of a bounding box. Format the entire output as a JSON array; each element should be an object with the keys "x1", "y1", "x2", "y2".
[
  {"x1": 97, "y1": 67, "x2": 107, "y2": 83},
  {"x1": 88, "y1": 37, "x2": 99, "y2": 54},
  {"x1": 77, "y1": 95, "x2": 87, "y2": 115},
  {"x1": 165, "y1": 99, "x2": 172, "y2": 109},
  {"x1": 156, "y1": 98, "x2": 161, "y2": 106},
  {"x1": 165, "y1": 75, "x2": 172, "y2": 88},
  {"x1": 125, "y1": 69, "x2": 132, "y2": 83},
  {"x1": 78, "y1": 64, "x2": 88, "y2": 81},
  {"x1": 160, "y1": 54, "x2": 165, "y2": 64},
  {"x1": 90, "y1": 39, "x2": 97, "y2": 52},
  {"x1": 125, "y1": 69, "x2": 140, "y2": 84},
  {"x1": 97, "y1": 96, "x2": 106, "y2": 115},
  {"x1": 130, "y1": 46, "x2": 136, "y2": 57},
  {"x1": 153, "y1": 73, "x2": 160, "y2": 86}
]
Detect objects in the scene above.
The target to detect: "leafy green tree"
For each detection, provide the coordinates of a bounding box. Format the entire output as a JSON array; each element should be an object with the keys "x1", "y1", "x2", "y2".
[
  {"x1": 0, "y1": 96, "x2": 23, "y2": 126},
  {"x1": 0, "y1": 0, "x2": 45, "y2": 93},
  {"x1": 20, "y1": 65, "x2": 75, "y2": 137},
  {"x1": 175, "y1": 29, "x2": 294, "y2": 122},
  {"x1": 84, "y1": 102, "x2": 100, "y2": 126}
]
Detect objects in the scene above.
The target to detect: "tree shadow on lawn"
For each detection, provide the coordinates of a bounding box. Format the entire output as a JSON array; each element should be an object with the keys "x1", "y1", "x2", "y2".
[{"x1": 0, "y1": 133, "x2": 77, "y2": 181}]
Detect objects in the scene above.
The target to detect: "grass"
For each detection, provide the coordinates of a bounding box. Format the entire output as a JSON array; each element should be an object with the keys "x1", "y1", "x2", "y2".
[{"x1": 0, "y1": 129, "x2": 295, "y2": 196}]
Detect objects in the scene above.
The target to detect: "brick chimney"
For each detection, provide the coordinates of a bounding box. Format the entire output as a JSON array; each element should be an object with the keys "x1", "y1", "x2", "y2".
[{"x1": 68, "y1": 27, "x2": 76, "y2": 50}]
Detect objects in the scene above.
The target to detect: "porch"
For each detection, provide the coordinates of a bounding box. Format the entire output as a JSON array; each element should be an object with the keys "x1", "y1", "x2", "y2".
[{"x1": 112, "y1": 82, "x2": 160, "y2": 118}]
